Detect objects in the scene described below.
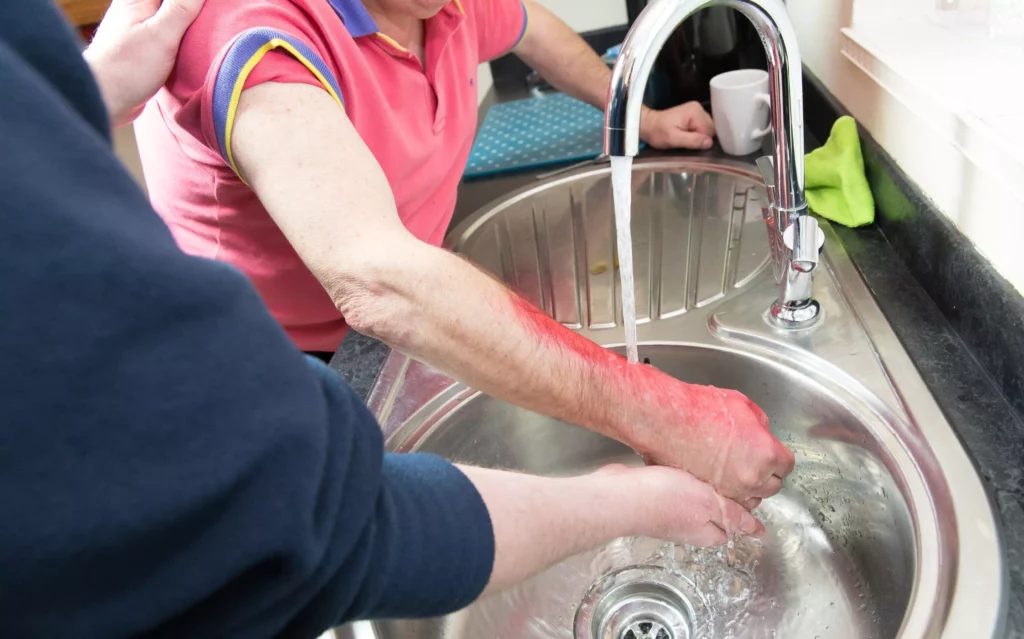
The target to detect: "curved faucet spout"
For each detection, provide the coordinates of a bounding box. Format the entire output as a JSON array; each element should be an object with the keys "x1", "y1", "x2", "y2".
[
  {"x1": 604, "y1": 0, "x2": 804, "y2": 211},
  {"x1": 604, "y1": 0, "x2": 821, "y2": 327}
]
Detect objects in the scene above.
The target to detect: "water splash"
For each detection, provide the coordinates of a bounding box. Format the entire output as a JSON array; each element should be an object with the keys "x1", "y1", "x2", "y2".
[
  {"x1": 465, "y1": 496, "x2": 880, "y2": 638},
  {"x1": 610, "y1": 155, "x2": 639, "y2": 364}
]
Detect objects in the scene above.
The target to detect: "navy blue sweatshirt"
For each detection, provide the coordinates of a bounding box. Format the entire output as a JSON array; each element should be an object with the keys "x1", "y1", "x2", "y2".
[{"x1": 0, "y1": 2, "x2": 494, "y2": 638}]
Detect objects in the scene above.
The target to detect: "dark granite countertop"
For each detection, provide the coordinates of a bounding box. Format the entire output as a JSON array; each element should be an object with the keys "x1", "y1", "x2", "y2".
[{"x1": 331, "y1": 78, "x2": 1024, "y2": 636}]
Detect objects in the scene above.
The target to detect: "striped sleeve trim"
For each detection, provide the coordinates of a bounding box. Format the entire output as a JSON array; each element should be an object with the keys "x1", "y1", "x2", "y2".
[
  {"x1": 211, "y1": 27, "x2": 345, "y2": 175},
  {"x1": 512, "y1": 0, "x2": 529, "y2": 49}
]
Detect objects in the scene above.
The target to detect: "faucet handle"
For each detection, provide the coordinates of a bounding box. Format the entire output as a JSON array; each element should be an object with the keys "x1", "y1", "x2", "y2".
[
  {"x1": 762, "y1": 206, "x2": 787, "y2": 282},
  {"x1": 757, "y1": 156, "x2": 786, "y2": 282},
  {"x1": 783, "y1": 216, "x2": 826, "y2": 272},
  {"x1": 758, "y1": 154, "x2": 824, "y2": 271},
  {"x1": 755, "y1": 156, "x2": 777, "y2": 208}
]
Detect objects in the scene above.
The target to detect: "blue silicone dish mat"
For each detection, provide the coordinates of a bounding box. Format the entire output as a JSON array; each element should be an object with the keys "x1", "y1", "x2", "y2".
[{"x1": 464, "y1": 92, "x2": 608, "y2": 179}]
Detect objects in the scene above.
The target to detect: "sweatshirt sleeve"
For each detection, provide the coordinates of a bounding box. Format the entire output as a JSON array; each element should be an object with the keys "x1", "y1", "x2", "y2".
[{"x1": 0, "y1": 3, "x2": 493, "y2": 638}]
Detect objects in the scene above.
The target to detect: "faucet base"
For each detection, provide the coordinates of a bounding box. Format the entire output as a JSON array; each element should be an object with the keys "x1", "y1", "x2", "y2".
[{"x1": 769, "y1": 298, "x2": 822, "y2": 329}]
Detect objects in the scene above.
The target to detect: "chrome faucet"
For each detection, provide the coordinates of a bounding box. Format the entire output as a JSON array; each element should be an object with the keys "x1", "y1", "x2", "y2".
[{"x1": 604, "y1": 0, "x2": 824, "y2": 327}]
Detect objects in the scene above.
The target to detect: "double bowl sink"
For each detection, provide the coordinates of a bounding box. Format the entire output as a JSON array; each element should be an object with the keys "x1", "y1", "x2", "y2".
[{"x1": 339, "y1": 158, "x2": 1004, "y2": 638}]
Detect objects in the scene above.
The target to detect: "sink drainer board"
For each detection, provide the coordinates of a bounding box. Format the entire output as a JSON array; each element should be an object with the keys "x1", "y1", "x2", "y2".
[
  {"x1": 448, "y1": 162, "x2": 772, "y2": 330},
  {"x1": 348, "y1": 158, "x2": 1004, "y2": 639}
]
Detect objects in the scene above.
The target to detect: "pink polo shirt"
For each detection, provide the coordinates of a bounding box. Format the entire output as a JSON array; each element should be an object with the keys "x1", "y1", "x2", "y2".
[{"x1": 135, "y1": 0, "x2": 527, "y2": 352}]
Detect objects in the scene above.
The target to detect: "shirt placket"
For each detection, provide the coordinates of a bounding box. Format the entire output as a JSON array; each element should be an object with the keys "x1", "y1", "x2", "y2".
[{"x1": 424, "y1": 7, "x2": 465, "y2": 133}]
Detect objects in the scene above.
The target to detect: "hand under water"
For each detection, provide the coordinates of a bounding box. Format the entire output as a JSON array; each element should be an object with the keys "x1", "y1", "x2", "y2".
[
  {"x1": 595, "y1": 464, "x2": 764, "y2": 546},
  {"x1": 622, "y1": 365, "x2": 796, "y2": 509}
]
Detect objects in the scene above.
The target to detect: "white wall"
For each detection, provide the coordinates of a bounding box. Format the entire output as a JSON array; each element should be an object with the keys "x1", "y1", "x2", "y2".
[
  {"x1": 114, "y1": 125, "x2": 147, "y2": 192},
  {"x1": 477, "y1": 0, "x2": 628, "y2": 103},
  {"x1": 531, "y1": 0, "x2": 628, "y2": 33},
  {"x1": 786, "y1": 0, "x2": 1024, "y2": 293}
]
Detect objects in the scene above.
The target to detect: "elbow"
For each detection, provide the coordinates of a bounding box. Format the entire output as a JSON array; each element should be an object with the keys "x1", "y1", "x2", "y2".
[
  {"x1": 336, "y1": 288, "x2": 393, "y2": 341},
  {"x1": 324, "y1": 268, "x2": 416, "y2": 347}
]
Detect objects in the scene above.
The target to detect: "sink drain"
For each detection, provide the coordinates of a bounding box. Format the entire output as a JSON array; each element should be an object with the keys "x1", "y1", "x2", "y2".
[
  {"x1": 574, "y1": 566, "x2": 708, "y2": 639},
  {"x1": 623, "y1": 620, "x2": 672, "y2": 639}
]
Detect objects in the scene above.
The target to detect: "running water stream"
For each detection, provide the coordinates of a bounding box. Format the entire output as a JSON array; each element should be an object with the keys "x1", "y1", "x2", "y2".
[{"x1": 610, "y1": 156, "x2": 639, "y2": 364}]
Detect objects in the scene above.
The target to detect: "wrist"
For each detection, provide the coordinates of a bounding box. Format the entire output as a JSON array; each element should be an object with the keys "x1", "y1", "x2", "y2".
[
  {"x1": 638, "y1": 105, "x2": 657, "y2": 142},
  {"x1": 82, "y1": 49, "x2": 132, "y2": 128},
  {"x1": 580, "y1": 348, "x2": 651, "y2": 443},
  {"x1": 578, "y1": 471, "x2": 652, "y2": 538},
  {"x1": 585, "y1": 467, "x2": 677, "y2": 540},
  {"x1": 606, "y1": 362, "x2": 692, "y2": 457}
]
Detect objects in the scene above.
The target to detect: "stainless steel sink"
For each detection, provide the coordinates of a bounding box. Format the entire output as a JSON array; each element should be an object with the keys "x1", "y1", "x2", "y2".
[{"x1": 338, "y1": 158, "x2": 1005, "y2": 638}]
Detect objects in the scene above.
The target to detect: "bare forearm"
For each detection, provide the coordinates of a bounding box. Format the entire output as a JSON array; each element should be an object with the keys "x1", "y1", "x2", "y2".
[
  {"x1": 513, "y1": 1, "x2": 612, "y2": 111},
  {"x1": 341, "y1": 241, "x2": 640, "y2": 443},
  {"x1": 460, "y1": 466, "x2": 633, "y2": 595},
  {"x1": 461, "y1": 464, "x2": 759, "y2": 596}
]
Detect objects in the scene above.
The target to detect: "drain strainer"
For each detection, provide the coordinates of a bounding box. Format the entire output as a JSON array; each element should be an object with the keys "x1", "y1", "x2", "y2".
[
  {"x1": 623, "y1": 620, "x2": 671, "y2": 639},
  {"x1": 573, "y1": 566, "x2": 709, "y2": 639}
]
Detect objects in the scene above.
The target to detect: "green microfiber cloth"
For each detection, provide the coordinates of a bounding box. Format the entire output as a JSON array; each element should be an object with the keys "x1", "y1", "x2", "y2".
[{"x1": 804, "y1": 116, "x2": 875, "y2": 227}]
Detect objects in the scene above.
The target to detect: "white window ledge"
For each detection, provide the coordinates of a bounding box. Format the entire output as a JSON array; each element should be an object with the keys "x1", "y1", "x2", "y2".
[
  {"x1": 832, "y1": 13, "x2": 1024, "y2": 292},
  {"x1": 840, "y1": 21, "x2": 1024, "y2": 198}
]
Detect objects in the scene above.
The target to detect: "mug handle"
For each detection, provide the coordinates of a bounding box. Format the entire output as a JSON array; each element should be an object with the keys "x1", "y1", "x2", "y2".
[{"x1": 751, "y1": 93, "x2": 772, "y2": 140}]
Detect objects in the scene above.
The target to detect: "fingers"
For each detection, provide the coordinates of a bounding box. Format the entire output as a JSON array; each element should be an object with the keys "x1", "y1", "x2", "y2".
[
  {"x1": 687, "y1": 512, "x2": 761, "y2": 548},
  {"x1": 665, "y1": 128, "x2": 713, "y2": 150},
  {"x1": 684, "y1": 101, "x2": 715, "y2": 138},
  {"x1": 740, "y1": 497, "x2": 762, "y2": 511},
  {"x1": 754, "y1": 402, "x2": 771, "y2": 429},
  {"x1": 768, "y1": 437, "x2": 796, "y2": 480},
  {"x1": 756, "y1": 473, "x2": 783, "y2": 499},
  {"x1": 593, "y1": 462, "x2": 633, "y2": 478},
  {"x1": 777, "y1": 444, "x2": 796, "y2": 477},
  {"x1": 688, "y1": 523, "x2": 728, "y2": 547},
  {"x1": 701, "y1": 113, "x2": 716, "y2": 138},
  {"x1": 711, "y1": 493, "x2": 762, "y2": 536},
  {"x1": 149, "y1": 0, "x2": 206, "y2": 36},
  {"x1": 742, "y1": 394, "x2": 795, "y2": 481},
  {"x1": 751, "y1": 518, "x2": 766, "y2": 537},
  {"x1": 644, "y1": 103, "x2": 716, "y2": 150}
]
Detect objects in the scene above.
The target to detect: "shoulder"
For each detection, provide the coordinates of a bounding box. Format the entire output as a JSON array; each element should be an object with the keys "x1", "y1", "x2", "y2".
[
  {"x1": 170, "y1": 0, "x2": 344, "y2": 97},
  {"x1": 458, "y1": 0, "x2": 529, "y2": 63},
  {"x1": 163, "y1": 0, "x2": 353, "y2": 159}
]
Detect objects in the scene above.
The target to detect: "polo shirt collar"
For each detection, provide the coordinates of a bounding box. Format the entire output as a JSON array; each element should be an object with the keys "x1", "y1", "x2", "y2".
[
  {"x1": 327, "y1": 0, "x2": 466, "y2": 39},
  {"x1": 327, "y1": 0, "x2": 378, "y2": 37}
]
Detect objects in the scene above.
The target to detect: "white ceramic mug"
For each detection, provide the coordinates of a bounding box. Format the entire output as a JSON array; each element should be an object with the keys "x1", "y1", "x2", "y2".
[{"x1": 710, "y1": 69, "x2": 772, "y2": 156}]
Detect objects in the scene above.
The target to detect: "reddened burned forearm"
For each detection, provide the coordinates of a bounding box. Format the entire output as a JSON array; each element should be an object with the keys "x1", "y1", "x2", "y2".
[{"x1": 351, "y1": 243, "x2": 644, "y2": 444}]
